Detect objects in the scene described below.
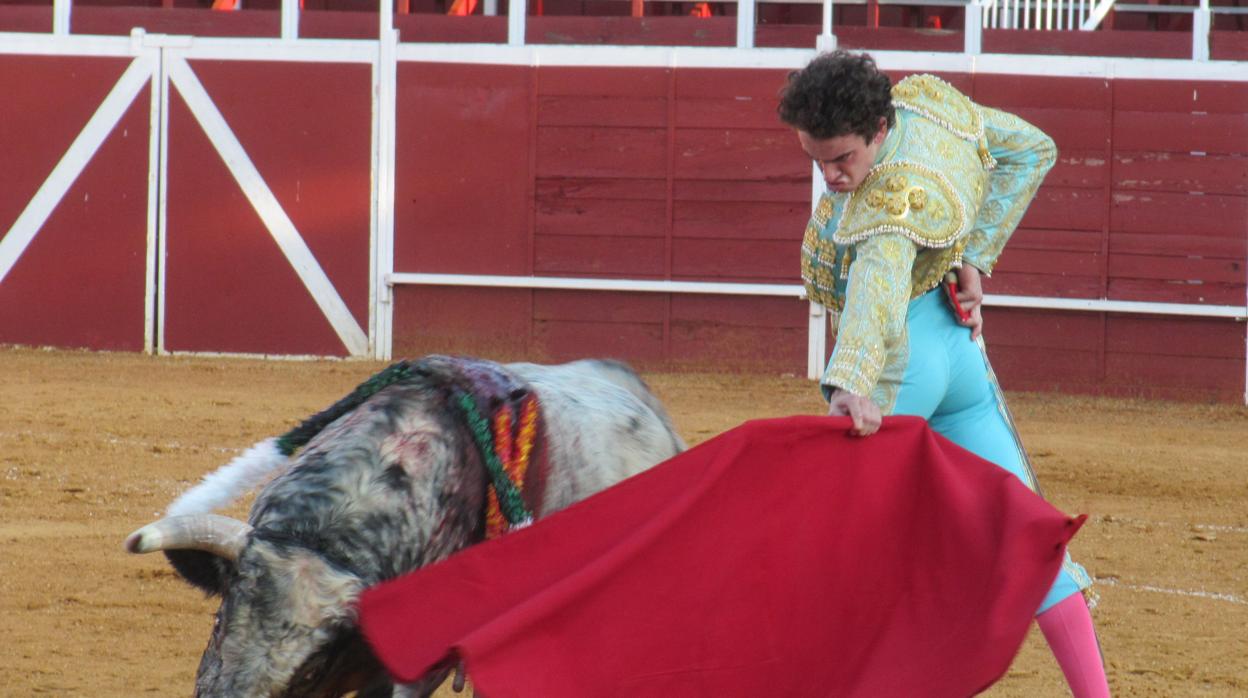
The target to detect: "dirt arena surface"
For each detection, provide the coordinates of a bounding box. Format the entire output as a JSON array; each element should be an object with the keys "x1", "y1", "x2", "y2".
[{"x1": 2, "y1": 346, "x2": 1245, "y2": 696}]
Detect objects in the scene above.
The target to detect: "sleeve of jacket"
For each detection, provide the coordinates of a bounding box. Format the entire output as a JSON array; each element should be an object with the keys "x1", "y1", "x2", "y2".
[
  {"x1": 820, "y1": 234, "x2": 917, "y2": 399},
  {"x1": 961, "y1": 106, "x2": 1057, "y2": 274}
]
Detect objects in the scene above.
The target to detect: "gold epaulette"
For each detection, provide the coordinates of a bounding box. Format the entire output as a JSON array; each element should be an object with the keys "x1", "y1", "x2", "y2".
[
  {"x1": 831, "y1": 160, "x2": 969, "y2": 249},
  {"x1": 891, "y1": 75, "x2": 996, "y2": 170}
]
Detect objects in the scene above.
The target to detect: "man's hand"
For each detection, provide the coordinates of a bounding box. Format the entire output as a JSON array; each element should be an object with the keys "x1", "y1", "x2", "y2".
[
  {"x1": 827, "y1": 389, "x2": 882, "y2": 436},
  {"x1": 955, "y1": 264, "x2": 985, "y2": 340}
]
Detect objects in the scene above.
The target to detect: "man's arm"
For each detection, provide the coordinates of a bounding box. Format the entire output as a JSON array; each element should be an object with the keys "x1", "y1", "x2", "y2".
[
  {"x1": 961, "y1": 106, "x2": 1057, "y2": 275},
  {"x1": 820, "y1": 233, "x2": 916, "y2": 430}
]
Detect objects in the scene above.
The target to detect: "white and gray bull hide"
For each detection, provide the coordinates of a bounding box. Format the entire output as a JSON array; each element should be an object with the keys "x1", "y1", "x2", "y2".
[{"x1": 125, "y1": 359, "x2": 684, "y2": 697}]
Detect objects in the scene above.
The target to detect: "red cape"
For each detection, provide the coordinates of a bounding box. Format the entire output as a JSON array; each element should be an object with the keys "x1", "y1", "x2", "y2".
[{"x1": 359, "y1": 416, "x2": 1083, "y2": 697}]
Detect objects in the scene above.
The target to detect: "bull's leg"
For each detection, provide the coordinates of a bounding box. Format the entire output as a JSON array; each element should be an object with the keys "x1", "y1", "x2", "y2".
[{"x1": 391, "y1": 666, "x2": 453, "y2": 698}]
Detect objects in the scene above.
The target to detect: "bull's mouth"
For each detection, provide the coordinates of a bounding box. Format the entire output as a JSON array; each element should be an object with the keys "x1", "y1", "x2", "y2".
[{"x1": 281, "y1": 631, "x2": 390, "y2": 698}]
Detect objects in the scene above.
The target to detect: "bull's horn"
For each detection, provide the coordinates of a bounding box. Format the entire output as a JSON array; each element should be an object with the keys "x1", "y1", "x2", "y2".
[{"x1": 124, "y1": 514, "x2": 252, "y2": 561}]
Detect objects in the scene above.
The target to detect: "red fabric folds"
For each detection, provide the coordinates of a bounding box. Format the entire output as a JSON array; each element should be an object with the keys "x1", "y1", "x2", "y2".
[{"x1": 358, "y1": 416, "x2": 1083, "y2": 698}]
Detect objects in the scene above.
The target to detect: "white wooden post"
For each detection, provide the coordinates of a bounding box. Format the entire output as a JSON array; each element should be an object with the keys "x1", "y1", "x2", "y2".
[
  {"x1": 1192, "y1": 0, "x2": 1211, "y2": 61},
  {"x1": 508, "y1": 0, "x2": 527, "y2": 46},
  {"x1": 807, "y1": 163, "x2": 827, "y2": 380},
  {"x1": 965, "y1": 0, "x2": 983, "y2": 54},
  {"x1": 281, "y1": 0, "x2": 299, "y2": 41},
  {"x1": 53, "y1": 0, "x2": 70, "y2": 35},
  {"x1": 374, "y1": 5, "x2": 399, "y2": 359},
  {"x1": 808, "y1": 302, "x2": 827, "y2": 381},
  {"x1": 818, "y1": 0, "x2": 837, "y2": 51},
  {"x1": 737, "y1": 0, "x2": 757, "y2": 49}
]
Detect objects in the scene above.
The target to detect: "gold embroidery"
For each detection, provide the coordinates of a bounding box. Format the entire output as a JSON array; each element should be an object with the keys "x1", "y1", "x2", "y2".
[
  {"x1": 814, "y1": 195, "x2": 834, "y2": 226},
  {"x1": 911, "y1": 240, "x2": 968, "y2": 298},
  {"x1": 908, "y1": 188, "x2": 927, "y2": 211},
  {"x1": 800, "y1": 199, "x2": 845, "y2": 310},
  {"x1": 871, "y1": 319, "x2": 909, "y2": 414},
  {"x1": 833, "y1": 160, "x2": 970, "y2": 248},
  {"x1": 820, "y1": 235, "x2": 915, "y2": 398},
  {"x1": 810, "y1": 84, "x2": 1058, "y2": 407},
  {"x1": 960, "y1": 105, "x2": 1057, "y2": 274},
  {"x1": 978, "y1": 142, "x2": 998, "y2": 170},
  {"x1": 805, "y1": 98, "x2": 1045, "y2": 311},
  {"x1": 891, "y1": 75, "x2": 984, "y2": 146}
]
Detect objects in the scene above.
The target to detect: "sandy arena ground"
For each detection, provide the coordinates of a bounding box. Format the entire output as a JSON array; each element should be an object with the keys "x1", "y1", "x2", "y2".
[{"x1": 1, "y1": 346, "x2": 1245, "y2": 696}]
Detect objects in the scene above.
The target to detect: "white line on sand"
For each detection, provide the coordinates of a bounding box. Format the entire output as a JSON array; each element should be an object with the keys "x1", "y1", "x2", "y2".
[{"x1": 1094, "y1": 578, "x2": 1247, "y2": 606}]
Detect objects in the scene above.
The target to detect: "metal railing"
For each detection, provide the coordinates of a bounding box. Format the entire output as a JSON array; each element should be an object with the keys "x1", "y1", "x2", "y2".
[
  {"x1": 975, "y1": 0, "x2": 1248, "y2": 34},
  {"x1": 36, "y1": 0, "x2": 1243, "y2": 55},
  {"x1": 981, "y1": 0, "x2": 1093, "y2": 29}
]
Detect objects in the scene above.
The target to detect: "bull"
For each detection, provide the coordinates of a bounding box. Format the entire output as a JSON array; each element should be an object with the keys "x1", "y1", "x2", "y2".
[{"x1": 125, "y1": 356, "x2": 684, "y2": 697}]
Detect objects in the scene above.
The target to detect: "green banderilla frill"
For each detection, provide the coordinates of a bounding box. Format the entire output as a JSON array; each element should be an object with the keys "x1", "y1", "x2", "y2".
[{"x1": 274, "y1": 360, "x2": 418, "y2": 457}]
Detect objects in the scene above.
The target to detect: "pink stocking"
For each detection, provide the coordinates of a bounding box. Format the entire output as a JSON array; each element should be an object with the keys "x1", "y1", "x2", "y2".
[{"x1": 1035, "y1": 594, "x2": 1110, "y2": 697}]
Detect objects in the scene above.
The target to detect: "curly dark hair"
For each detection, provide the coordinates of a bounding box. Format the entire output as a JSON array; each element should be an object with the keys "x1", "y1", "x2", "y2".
[{"x1": 777, "y1": 50, "x2": 896, "y2": 142}]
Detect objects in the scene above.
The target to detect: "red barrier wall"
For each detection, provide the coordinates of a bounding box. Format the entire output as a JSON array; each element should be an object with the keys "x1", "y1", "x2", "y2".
[
  {"x1": 162, "y1": 59, "x2": 373, "y2": 355},
  {"x1": 0, "y1": 43, "x2": 1241, "y2": 400},
  {"x1": 0, "y1": 55, "x2": 150, "y2": 352},
  {"x1": 392, "y1": 64, "x2": 812, "y2": 371},
  {"x1": 977, "y1": 77, "x2": 1247, "y2": 400},
  {"x1": 0, "y1": 52, "x2": 373, "y2": 356},
  {"x1": 392, "y1": 65, "x2": 1247, "y2": 401}
]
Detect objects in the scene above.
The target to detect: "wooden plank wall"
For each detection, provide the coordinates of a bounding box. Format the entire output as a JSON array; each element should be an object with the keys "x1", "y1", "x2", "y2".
[
  {"x1": 393, "y1": 65, "x2": 1246, "y2": 401},
  {"x1": 394, "y1": 64, "x2": 812, "y2": 369},
  {"x1": 0, "y1": 55, "x2": 151, "y2": 352},
  {"x1": 532, "y1": 67, "x2": 812, "y2": 367},
  {"x1": 971, "y1": 74, "x2": 1114, "y2": 394},
  {"x1": 1105, "y1": 79, "x2": 1246, "y2": 400},
  {"x1": 978, "y1": 77, "x2": 1247, "y2": 401},
  {"x1": 161, "y1": 59, "x2": 374, "y2": 356}
]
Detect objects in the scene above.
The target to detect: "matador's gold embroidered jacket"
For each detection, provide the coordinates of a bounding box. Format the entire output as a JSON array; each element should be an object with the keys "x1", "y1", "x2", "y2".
[{"x1": 800, "y1": 75, "x2": 1056, "y2": 403}]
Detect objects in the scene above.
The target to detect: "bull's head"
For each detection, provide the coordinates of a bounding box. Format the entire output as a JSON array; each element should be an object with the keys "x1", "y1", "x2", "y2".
[
  {"x1": 126, "y1": 516, "x2": 390, "y2": 696},
  {"x1": 125, "y1": 386, "x2": 487, "y2": 697}
]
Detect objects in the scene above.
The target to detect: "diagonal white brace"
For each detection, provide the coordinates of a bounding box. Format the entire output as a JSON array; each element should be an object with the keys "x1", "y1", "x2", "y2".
[
  {"x1": 166, "y1": 57, "x2": 368, "y2": 356},
  {"x1": 0, "y1": 54, "x2": 156, "y2": 287},
  {"x1": 1080, "y1": 0, "x2": 1117, "y2": 30}
]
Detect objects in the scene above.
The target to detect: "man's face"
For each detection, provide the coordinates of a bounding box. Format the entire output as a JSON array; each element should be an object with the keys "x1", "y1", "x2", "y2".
[{"x1": 798, "y1": 123, "x2": 887, "y2": 194}]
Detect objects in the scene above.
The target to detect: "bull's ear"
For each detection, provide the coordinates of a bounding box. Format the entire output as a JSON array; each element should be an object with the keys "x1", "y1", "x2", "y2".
[{"x1": 164, "y1": 550, "x2": 234, "y2": 596}]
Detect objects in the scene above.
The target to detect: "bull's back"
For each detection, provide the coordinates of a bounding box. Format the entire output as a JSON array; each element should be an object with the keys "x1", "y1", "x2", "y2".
[{"x1": 507, "y1": 360, "x2": 684, "y2": 514}]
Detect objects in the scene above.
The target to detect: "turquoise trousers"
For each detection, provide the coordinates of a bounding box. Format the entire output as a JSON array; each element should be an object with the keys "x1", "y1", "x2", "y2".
[{"x1": 889, "y1": 288, "x2": 1091, "y2": 614}]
